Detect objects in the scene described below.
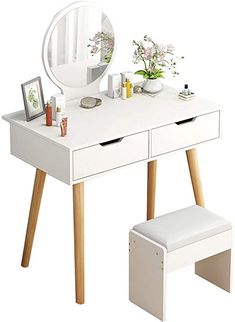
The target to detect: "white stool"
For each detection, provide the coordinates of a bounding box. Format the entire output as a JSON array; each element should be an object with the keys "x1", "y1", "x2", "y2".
[{"x1": 129, "y1": 205, "x2": 232, "y2": 321}]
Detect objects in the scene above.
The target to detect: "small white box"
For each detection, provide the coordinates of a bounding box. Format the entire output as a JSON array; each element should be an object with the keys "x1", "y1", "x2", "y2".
[
  {"x1": 50, "y1": 93, "x2": 66, "y2": 120},
  {"x1": 108, "y1": 74, "x2": 121, "y2": 98}
]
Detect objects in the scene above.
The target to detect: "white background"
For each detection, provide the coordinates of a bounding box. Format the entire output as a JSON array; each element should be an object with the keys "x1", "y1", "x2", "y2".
[{"x1": 0, "y1": 0, "x2": 234, "y2": 321}]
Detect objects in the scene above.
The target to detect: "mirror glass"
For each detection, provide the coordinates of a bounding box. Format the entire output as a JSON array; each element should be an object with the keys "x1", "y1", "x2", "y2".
[{"x1": 47, "y1": 6, "x2": 114, "y2": 88}]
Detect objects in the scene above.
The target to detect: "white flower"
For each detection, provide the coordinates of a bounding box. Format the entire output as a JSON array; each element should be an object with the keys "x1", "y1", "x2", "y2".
[
  {"x1": 132, "y1": 35, "x2": 183, "y2": 78},
  {"x1": 144, "y1": 47, "x2": 153, "y2": 60},
  {"x1": 91, "y1": 45, "x2": 98, "y2": 54}
]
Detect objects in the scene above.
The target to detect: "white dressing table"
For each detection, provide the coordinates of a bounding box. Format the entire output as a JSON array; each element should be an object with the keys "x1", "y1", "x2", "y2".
[
  {"x1": 3, "y1": 86, "x2": 220, "y2": 186},
  {"x1": 2, "y1": 1, "x2": 221, "y2": 306},
  {"x1": 3, "y1": 86, "x2": 220, "y2": 304}
]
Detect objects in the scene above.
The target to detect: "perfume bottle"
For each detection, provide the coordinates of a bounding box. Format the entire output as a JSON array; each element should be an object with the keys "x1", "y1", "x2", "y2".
[
  {"x1": 45, "y1": 101, "x2": 52, "y2": 126},
  {"x1": 183, "y1": 84, "x2": 189, "y2": 96},
  {"x1": 126, "y1": 79, "x2": 131, "y2": 98},
  {"x1": 130, "y1": 83, "x2": 133, "y2": 97}
]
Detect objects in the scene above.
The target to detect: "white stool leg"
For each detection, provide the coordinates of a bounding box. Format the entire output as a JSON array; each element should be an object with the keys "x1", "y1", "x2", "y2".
[
  {"x1": 129, "y1": 231, "x2": 167, "y2": 321},
  {"x1": 195, "y1": 249, "x2": 232, "y2": 292}
]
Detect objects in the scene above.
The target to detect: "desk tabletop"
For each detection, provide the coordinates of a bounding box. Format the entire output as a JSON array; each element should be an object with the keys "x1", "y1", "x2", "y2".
[{"x1": 2, "y1": 86, "x2": 220, "y2": 151}]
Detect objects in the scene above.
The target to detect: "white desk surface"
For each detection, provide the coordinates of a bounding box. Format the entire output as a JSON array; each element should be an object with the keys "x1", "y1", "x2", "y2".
[{"x1": 3, "y1": 86, "x2": 220, "y2": 151}]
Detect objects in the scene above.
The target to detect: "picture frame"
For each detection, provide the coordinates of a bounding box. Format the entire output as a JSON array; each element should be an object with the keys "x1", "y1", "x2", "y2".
[{"x1": 21, "y1": 76, "x2": 45, "y2": 121}]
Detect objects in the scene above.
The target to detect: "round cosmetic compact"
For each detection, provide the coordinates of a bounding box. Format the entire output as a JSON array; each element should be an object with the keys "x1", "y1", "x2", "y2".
[{"x1": 80, "y1": 97, "x2": 102, "y2": 109}]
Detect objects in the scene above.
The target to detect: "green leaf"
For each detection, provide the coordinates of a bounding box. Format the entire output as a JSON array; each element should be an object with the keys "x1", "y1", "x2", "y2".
[
  {"x1": 134, "y1": 70, "x2": 147, "y2": 76},
  {"x1": 143, "y1": 74, "x2": 150, "y2": 79}
]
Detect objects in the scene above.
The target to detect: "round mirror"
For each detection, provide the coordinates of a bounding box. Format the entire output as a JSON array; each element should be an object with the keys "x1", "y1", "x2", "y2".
[{"x1": 42, "y1": 1, "x2": 115, "y2": 97}]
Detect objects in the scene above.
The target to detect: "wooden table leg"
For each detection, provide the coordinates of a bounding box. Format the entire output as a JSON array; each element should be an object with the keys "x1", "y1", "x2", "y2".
[
  {"x1": 147, "y1": 160, "x2": 157, "y2": 220},
  {"x1": 73, "y1": 182, "x2": 85, "y2": 304},
  {"x1": 21, "y1": 168, "x2": 46, "y2": 267},
  {"x1": 186, "y1": 148, "x2": 205, "y2": 207}
]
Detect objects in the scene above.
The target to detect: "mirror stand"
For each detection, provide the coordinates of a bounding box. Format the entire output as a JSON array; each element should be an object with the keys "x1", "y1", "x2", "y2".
[{"x1": 42, "y1": 1, "x2": 115, "y2": 101}]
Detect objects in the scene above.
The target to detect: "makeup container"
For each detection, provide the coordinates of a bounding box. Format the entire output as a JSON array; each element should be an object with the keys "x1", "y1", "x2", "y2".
[
  {"x1": 183, "y1": 84, "x2": 189, "y2": 96},
  {"x1": 120, "y1": 71, "x2": 134, "y2": 84},
  {"x1": 108, "y1": 74, "x2": 121, "y2": 98},
  {"x1": 122, "y1": 82, "x2": 127, "y2": 99},
  {"x1": 56, "y1": 106, "x2": 63, "y2": 127},
  {"x1": 51, "y1": 93, "x2": 65, "y2": 120},
  {"x1": 178, "y1": 84, "x2": 195, "y2": 100},
  {"x1": 121, "y1": 72, "x2": 134, "y2": 98},
  {"x1": 126, "y1": 79, "x2": 131, "y2": 98},
  {"x1": 60, "y1": 117, "x2": 68, "y2": 137},
  {"x1": 45, "y1": 101, "x2": 52, "y2": 126},
  {"x1": 130, "y1": 83, "x2": 134, "y2": 96}
]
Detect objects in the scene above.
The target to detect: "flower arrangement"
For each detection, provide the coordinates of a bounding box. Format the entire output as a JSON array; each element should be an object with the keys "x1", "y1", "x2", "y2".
[
  {"x1": 132, "y1": 35, "x2": 183, "y2": 79},
  {"x1": 88, "y1": 31, "x2": 114, "y2": 63}
]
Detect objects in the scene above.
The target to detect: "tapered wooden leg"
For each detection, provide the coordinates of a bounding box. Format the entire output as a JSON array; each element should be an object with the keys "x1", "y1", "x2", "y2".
[
  {"x1": 186, "y1": 148, "x2": 216, "y2": 280},
  {"x1": 186, "y1": 148, "x2": 205, "y2": 207},
  {"x1": 73, "y1": 182, "x2": 85, "y2": 304},
  {"x1": 147, "y1": 160, "x2": 157, "y2": 220},
  {"x1": 21, "y1": 168, "x2": 46, "y2": 267}
]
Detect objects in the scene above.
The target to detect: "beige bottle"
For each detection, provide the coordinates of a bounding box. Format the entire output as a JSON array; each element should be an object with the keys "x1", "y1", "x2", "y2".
[
  {"x1": 56, "y1": 106, "x2": 63, "y2": 127},
  {"x1": 122, "y1": 82, "x2": 127, "y2": 99}
]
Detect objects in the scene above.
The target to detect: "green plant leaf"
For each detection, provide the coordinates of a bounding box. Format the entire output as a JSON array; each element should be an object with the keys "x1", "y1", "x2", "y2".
[
  {"x1": 134, "y1": 70, "x2": 147, "y2": 76},
  {"x1": 143, "y1": 74, "x2": 150, "y2": 79}
]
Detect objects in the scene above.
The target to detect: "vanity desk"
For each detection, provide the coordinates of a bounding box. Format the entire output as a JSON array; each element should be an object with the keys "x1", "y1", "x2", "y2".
[
  {"x1": 2, "y1": 1, "x2": 220, "y2": 307},
  {"x1": 3, "y1": 86, "x2": 220, "y2": 303}
]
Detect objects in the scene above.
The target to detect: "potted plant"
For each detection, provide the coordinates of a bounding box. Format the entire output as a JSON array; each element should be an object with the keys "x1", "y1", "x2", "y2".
[{"x1": 132, "y1": 35, "x2": 183, "y2": 93}]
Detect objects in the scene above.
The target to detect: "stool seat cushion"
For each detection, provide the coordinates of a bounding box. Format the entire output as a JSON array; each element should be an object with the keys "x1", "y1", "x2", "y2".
[{"x1": 133, "y1": 205, "x2": 232, "y2": 252}]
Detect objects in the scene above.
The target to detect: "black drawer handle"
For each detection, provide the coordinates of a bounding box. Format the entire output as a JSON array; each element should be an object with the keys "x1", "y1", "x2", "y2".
[
  {"x1": 100, "y1": 137, "x2": 124, "y2": 146},
  {"x1": 175, "y1": 117, "x2": 196, "y2": 125}
]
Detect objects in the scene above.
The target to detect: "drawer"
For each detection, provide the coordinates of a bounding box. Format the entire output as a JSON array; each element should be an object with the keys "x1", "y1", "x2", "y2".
[
  {"x1": 151, "y1": 111, "x2": 220, "y2": 157},
  {"x1": 73, "y1": 131, "x2": 149, "y2": 180}
]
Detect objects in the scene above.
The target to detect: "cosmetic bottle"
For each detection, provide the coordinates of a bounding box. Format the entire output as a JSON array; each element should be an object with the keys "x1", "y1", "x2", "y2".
[
  {"x1": 130, "y1": 83, "x2": 133, "y2": 97},
  {"x1": 126, "y1": 79, "x2": 131, "y2": 98},
  {"x1": 56, "y1": 106, "x2": 63, "y2": 127},
  {"x1": 120, "y1": 71, "x2": 134, "y2": 84},
  {"x1": 45, "y1": 101, "x2": 52, "y2": 126},
  {"x1": 108, "y1": 74, "x2": 121, "y2": 98},
  {"x1": 122, "y1": 82, "x2": 127, "y2": 99},
  {"x1": 60, "y1": 117, "x2": 68, "y2": 137},
  {"x1": 51, "y1": 93, "x2": 65, "y2": 120},
  {"x1": 183, "y1": 84, "x2": 189, "y2": 96}
]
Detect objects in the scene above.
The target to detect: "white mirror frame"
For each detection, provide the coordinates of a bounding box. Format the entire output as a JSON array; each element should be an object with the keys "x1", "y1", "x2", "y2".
[{"x1": 42, "y1": 1, "x2": 115, "y2": 101}]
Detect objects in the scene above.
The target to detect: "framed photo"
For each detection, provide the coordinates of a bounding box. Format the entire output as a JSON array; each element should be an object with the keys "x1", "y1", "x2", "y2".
[{"x1": 21, "y1": 76, "x2": 45, "y2": 121}]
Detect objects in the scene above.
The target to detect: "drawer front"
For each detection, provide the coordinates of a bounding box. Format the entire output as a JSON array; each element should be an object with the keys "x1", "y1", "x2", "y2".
[
  {"x1": 151, "y1": 111, "x2": 220, "y2": 157},
  {"x1": 73, "y1": 131, "x2": 149, "y2": 180}
]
